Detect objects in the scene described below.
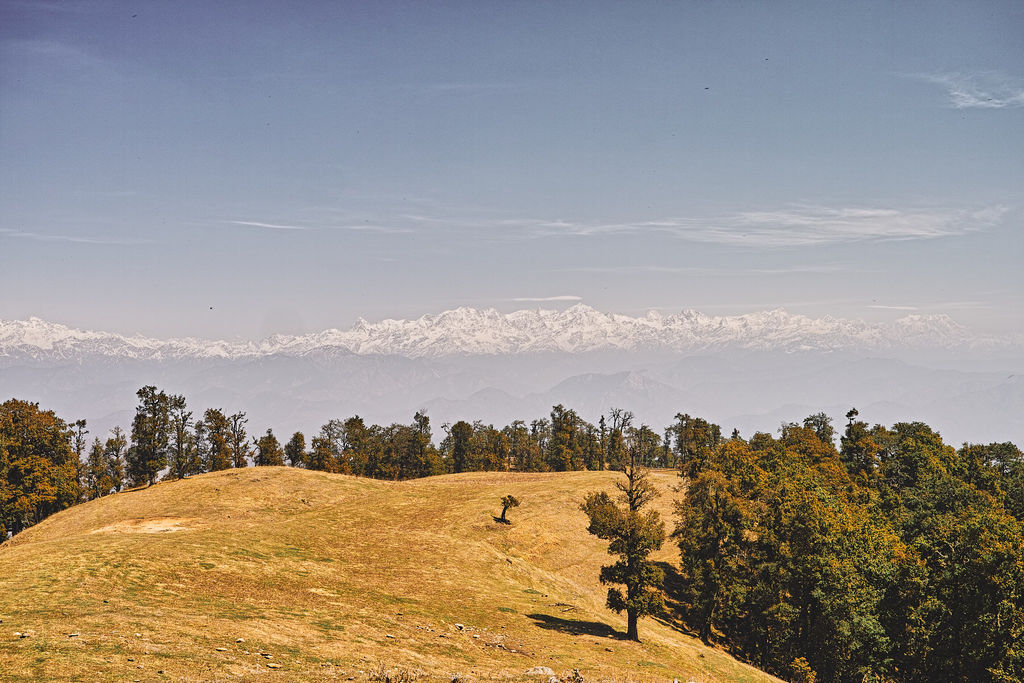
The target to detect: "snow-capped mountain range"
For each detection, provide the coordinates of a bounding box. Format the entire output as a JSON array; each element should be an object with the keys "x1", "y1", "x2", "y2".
[{"x1": 0, "y1": 305, "x2": 1009, "y2": 362}]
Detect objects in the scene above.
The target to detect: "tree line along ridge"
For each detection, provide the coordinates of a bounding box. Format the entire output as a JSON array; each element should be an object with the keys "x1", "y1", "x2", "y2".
[{"x1": 2, "y1": 387, "x2": 1023, "y2": 682}]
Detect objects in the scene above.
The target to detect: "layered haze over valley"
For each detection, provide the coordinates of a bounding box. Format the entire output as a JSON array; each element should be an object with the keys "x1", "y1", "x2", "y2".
[{"x1": 3, "y1": 305, "x2": 1021, "y2": 447}]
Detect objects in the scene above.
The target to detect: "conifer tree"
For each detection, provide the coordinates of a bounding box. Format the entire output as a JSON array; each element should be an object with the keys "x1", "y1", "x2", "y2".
[
  {"x1": 228, "y1": 412, "x2": 250, "y2": 467},
  {"x1": 284, "y1": 431, "x2": 306, "y2": 467},
  {"x1": 127, "y1": 386, "x2": 171, "y2": 486},
  {"x1": 85, "y1": 438, "x2": 106, "y2": 500},
  {"x1": 167, "y1": 394, "x2": 196, "y2": 479},
  {"x1": 254, "y1": 428, "x2": 285, "y2": 466},
  {"x1": 202, "y1": 408, "x2": 232, "y2": 471},
  {"x1": 104, "y1": 426, "x2": 127, "y2": 492}
]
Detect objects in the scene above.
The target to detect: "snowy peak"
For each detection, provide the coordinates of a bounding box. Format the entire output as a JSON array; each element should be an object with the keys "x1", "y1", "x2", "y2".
[{"x1": 0, "y1": 307, "x2": 1007, "y2": 362}]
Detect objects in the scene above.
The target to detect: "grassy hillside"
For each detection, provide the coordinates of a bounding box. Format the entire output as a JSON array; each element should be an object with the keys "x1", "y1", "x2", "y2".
[{"x1": 0, "y1": 467, "x2": 777, "y2": 682}]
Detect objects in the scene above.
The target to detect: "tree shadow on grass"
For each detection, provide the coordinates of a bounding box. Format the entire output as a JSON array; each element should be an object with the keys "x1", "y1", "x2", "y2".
[
  {"x1": 491, "y1": 516, "x2": 512, "y2": 525},
  {"x1": 652, "y1": 560, "x2": 698, "y2": 637},
  {"x1": 527, "y1": 613, "x2": 626, "y2": 640}
]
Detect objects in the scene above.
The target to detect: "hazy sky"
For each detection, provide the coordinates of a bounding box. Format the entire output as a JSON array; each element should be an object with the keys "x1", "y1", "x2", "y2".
[{"x1": 2, "y1": 0, "x2": 1022, "y2": 339}]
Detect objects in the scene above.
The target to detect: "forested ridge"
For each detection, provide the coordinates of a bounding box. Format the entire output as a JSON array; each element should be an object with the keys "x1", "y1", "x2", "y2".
[{"x1": 2, "y1": 387, "x2": 1023, "y2": 682}]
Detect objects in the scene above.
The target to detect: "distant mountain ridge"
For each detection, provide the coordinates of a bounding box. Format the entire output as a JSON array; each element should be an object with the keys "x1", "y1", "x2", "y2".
[{"x1": 0, "y1": 305, "x2": 1011, "y2": 361}]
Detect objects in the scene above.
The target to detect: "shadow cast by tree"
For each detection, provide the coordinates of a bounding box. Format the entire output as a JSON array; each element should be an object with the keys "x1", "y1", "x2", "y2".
[
  {"x1": 652, "y1": 561, "x2": 697, "y2": 637},
  {"x1": 526, "y1": 613, "x2": 626, "y2": 640}
]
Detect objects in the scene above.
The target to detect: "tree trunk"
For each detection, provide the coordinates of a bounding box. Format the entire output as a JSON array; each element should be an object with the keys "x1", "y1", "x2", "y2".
[{"x1": 626, "y1": 609, "x2": 639, "y2": 641}]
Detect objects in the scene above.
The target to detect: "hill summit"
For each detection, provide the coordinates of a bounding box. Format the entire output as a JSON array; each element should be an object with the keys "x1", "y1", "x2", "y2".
[{"x1": 0, "y1": 467, "x2": 776, "y2": 681}]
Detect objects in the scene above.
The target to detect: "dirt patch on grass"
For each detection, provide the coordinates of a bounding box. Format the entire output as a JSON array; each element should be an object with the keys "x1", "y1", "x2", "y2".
[{"x1": 91, "y1": 517, "x2": 198, "y2": 534}]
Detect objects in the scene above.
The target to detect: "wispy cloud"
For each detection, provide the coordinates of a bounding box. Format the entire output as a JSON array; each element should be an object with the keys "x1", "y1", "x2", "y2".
[
  {"x1": 509, "y1": 295, "x2": 583, "y2": 302},
  {"x1": 868, "y1": 304, "x2": 919, "y2": 311},
  {"x1": 224, "y1": 203, "x2": 1007, "y2": 248},
  {"x1": 912, "y1": 71, "x2": 1024, "y2": 109},
  {"x1": 0, "y1": 228, "x2": 148, "y2": 245},
  {"x1": 227, "y1": 220, "x2": 311, "y2": 231},
  {"x1": 868, "y1": 300, "x2": 993, "y2": 312},
  {"x1": 335, "y1": 224, "x2": 413, "y2": 234},
  {"x1": 227, "y1": 219, "x2": 412, "y2": 234},
  {"x1": 3, "y1": 39, "x2": 107, "y2": 70},
  {"x1": 500, "y1": 205, "x2": 1007, "y2": 247},
  {"x1": 560, "y1": 263, "x2": 850, "y2": 275}
]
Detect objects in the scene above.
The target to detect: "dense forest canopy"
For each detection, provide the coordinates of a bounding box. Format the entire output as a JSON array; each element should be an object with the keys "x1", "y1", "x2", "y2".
[{"x1": 2, "y1": 387, "x2": 1023, "y2": 681}]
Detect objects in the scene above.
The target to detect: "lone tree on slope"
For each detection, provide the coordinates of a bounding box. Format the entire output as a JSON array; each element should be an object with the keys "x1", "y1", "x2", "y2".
[
  {"x1": 498, "y1": 494, "x2": 520, "y2": 523},
  {"x1": 580, "y1": 434, "x2": 666, "y2": 642}
]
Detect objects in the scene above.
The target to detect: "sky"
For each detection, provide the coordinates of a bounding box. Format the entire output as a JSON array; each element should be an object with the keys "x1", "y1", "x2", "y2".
[{"x1": 1, "y1": 0, "x2": 1022, "y2": 340}]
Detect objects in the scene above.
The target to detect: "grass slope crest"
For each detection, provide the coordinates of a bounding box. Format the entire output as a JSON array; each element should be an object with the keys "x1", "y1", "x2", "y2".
[{"x1": 0, "y1": 467, "x2": 777, "y2": 682}]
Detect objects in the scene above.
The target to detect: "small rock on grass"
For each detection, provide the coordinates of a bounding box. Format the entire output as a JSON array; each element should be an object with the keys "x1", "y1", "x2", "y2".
[
  {"x1": 215, "y1": 647, "x2": 228, "y2": 652},
  {"x1": 524, "y1": 667, "x2": 555, "y2": 676},
  {"x1": 267, "y1": 662, "x2": 282, "y2": 669}
]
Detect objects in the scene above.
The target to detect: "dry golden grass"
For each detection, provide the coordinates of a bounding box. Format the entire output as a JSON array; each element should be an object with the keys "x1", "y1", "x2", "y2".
[{"x1": 0, "y1": 467, "x2": 779, "y2": 682}]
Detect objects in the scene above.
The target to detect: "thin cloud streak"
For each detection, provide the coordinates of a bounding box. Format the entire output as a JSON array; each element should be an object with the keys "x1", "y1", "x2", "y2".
[
  {"x1": 509, "y1": 295, "x2": 583, "y2": 302},
  {"x1": 0, "y1": 228, "x2": 148, "y2": 245},
  {"x1": 507, "y1": 205, "x2": 1007, "y2": 247},
  {"x1": 225, "y1": 203, "x2": 1006, "y2": 248},
  {"x1": 228, "y1": 220, "x2": 311, "y2": 231},
  {"x1": 559, "y1": 263, "x2": 850, "y2": 275},
  {"x1": 912, "y1": 71, "x2": 1024, "y2": 109}
]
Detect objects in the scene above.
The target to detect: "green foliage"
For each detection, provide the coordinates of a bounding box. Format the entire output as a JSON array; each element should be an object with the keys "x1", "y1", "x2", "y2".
[
  {"x1": 5, "y1": 388, "x2": 1024, "y2": 682},
  {"x1": 499, "y1": 494, "x2": 520, "y2": 522},
  {"x1": 200, "y1": 408, "x2": 233, "y2": 472},
  {"x1": 0, "y1": 398, "x2": 80, "y2": 536},
  {"x1": 84, "y1": 428, "x2": 126, "y2": 500},
  {"x1": 671, "y1": 413, "x2": 722, "y2": 478},
  {"x1": 790, "y1": 657, "x2": 817, "y2": 683},
  {"x1": 283, "y1": 431, "x2": 306, "y2": 467},
  {"x1": 167, "y1": 394, "x2": 198, "y2": 480},
  {"x1": 676, "y1": 411, "x2": 1024, "y2": 682},
  {"x1": 128, "y1": 386, "x2": 172, "y2": 486},
  {"x1": 254, "y1": 428, "x2": 285, "y2": 466},
  {"x1": 581, "y1": 450, "x2": 666, "y2": 641}
]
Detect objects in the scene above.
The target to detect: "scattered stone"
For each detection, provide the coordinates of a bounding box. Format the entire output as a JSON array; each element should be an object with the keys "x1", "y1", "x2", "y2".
[
  {"x1": 260, "y1": 652, "x2": 273, "y2": 658},
  {"x1": 455, "y1": 623, "x2": 465, "y2": 630},
  {"x1": 267, "y1": 663, "x2": 282, "y2": 669},
  {"x1": 385, "y1": 634, "x2": 396, "y2": 639},
  {"x1": 525, "y1": 667, "x2": 555, "y2": 676},
  {"x1": 236, "y1": 638, "x2": 245, "y2": 643},
  {"x1": 68, "y1": 633, "x2": 80, "y2": 637},
  {"x1": 605, "y1": 647, "x2": 613, "y2": 652},
  {"x1": 472, "y1": 634, "x2": 480, "y2": 639},
  {"x1": 215, "y1": 647, "x2": 228, "y2": 652},
  {"x1": 134, "y1": 633, "x2": 142, "y2": 637},
  {"x1": 13, "y1": 632, "x2": 21, "y2": 638}
]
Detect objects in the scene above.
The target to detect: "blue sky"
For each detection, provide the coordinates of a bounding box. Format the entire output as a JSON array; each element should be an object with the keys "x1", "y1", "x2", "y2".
[{"x1": 1, "y1": 0, "x2": 1022, "y2": 339}]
